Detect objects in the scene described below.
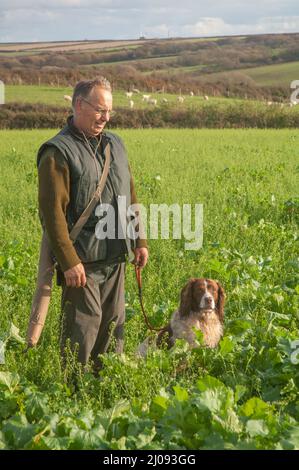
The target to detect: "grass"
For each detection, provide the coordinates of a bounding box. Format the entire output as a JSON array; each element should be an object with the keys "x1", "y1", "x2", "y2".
[
  {"x1": 4, "y1": 84, "x2": 271, "y2": 109},
  {"x1": 232, "y1": 61, "x2": 299, "y2": 86},
  {"x1": 83, "y1": 54, "x2": 178, "y2": 69},
  {"x1": 0, "y1": 128, "x2": 298, "y2": 449}
]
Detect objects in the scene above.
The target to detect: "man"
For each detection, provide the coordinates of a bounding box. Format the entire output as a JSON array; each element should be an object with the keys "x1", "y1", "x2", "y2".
[{"x1": 37, "y1": 77, "x2": 148, "y2": 372}]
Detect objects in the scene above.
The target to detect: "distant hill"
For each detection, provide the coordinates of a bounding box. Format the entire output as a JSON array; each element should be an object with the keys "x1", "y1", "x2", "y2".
[{"x1": 0, "y1": 33, "x2": 299, "y2": 100}]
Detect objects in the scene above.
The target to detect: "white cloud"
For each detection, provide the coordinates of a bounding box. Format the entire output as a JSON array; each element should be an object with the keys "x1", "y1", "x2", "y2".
[
  {"x1": 182, "y1": 16, "x2": 299, "y2": 36},
  {"x1": 143, "y1": 24, "x2": 170, "y2": 37},
  {"x1": 3, "y1": 9, "x2": 59, "y2": 23},
  {"x1": 0, "y1": 1, "x2": 298, "y2": 41}
]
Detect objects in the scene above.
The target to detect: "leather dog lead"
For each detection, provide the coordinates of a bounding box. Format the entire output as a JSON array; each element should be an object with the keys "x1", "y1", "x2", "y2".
[{"x1": 135, "y1": 264, "x2": 166, "y2": 333}]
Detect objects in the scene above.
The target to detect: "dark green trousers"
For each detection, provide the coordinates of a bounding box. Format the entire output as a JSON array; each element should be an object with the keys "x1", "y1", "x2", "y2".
[{"x1": 60, "y1": 262, "x2": 125, "y2": 370}]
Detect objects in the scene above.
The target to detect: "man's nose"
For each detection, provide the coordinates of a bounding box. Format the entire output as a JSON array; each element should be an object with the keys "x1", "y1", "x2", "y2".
[{"x1": 101, "y1": 111, "x2": 110, "y2": 121}]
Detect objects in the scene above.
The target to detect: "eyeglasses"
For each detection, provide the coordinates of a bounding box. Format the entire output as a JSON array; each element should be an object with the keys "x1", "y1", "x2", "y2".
[{"x1": 81, "y1": 97, "x2": 116, "y2": 117}]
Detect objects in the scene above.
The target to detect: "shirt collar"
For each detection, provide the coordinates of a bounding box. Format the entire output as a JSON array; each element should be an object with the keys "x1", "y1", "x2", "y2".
[{"x1": 66, "y1": 115, "x2": 108, "y2": 143}]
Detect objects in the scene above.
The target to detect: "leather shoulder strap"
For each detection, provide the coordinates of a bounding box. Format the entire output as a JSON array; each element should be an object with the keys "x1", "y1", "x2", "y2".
[{"x1": 69, "y1": 142, "x2": 111, "y2": 242}]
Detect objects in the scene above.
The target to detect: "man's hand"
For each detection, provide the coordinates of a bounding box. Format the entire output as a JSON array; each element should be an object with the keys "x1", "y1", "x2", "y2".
[
  {"x1": 134, "y1": 247, "x2": 149, "y2": 269},
  {"x1": 64, "y1": 263, "x2": 86, "y2": 288}
]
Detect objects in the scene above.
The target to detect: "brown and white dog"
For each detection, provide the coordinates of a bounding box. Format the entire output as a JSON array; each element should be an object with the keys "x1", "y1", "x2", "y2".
[{"x1": 138, "y1": 278, "x2": 225, "y2": 356}]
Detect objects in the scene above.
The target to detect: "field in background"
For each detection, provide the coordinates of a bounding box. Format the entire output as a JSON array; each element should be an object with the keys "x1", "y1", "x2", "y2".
[
  {"x1": 5, "y1": 84, "x2": 260, "y2": 108},
  {"x1": 1, "y1": 33, "x2": 299, "y2": 102},
  {"x1": 0, "y1": 39, "x2": 147, "y2": 53},
  {"x1": 0, "y1": 128, "x2": 298, "y2": 449},
  {"x1": 0, "y1": 36, "x2": 224, "y2": 55},
  {"x1": 232, "y1": 61, "x2": 299, "y2": 87}
]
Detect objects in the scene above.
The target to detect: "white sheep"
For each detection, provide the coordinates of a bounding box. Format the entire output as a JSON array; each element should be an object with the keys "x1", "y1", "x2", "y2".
[
  {"x1": 63, "y1": 95, "x2": 72, "y2": 103},
  {"x1": 267, "y1": 101, "x2": 273, "y2": 106},
  {"x1": 162, "y1": 98, "x2": 168, "y2": 103},
  {"x1": 129, "y1": 100, "x2": 134, "y2": 109},
  {"x1": 126, "y1": 91, "x2": 133, "y2": 98},
  {"x1": 148, "y1": 98, "x2": 157, "y2": 106},
  {"x1": 190, "y1": 91, "x2": 194, "y2": 96},
  {"x1": 204, "y1": 95, "x2": 209, "y2": 101},
  {"x1": 177, "y1": 96, "x2": 185, "y2": 103},
  {"x1": 142, "y1": 94, "x2": 151, "y2": 102},
  {"x1": 132, "y1": 88, "x2": 140, "y2": 94}
]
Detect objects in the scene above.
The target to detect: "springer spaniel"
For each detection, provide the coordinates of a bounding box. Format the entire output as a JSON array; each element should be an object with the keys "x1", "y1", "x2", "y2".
[{"x1": 138, "y1": 278, "x2": 225, "y2": 356}]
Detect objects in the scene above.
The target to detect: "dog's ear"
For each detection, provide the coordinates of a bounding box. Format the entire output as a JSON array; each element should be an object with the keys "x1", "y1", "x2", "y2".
[
  {"x1": 179, "y1": 279, "x2": 195, "y2": 317},
  {"x1": 216, "y1": 281, "x2": 225, "y2": 323}
]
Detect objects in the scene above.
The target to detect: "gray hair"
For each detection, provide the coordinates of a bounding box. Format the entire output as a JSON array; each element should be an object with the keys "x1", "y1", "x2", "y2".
[{"x1": 72, "y1": 77, "x2": 111, "y2": 108}]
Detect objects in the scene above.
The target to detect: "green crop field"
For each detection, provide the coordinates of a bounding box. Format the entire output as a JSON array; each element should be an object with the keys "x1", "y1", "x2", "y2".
[
  {"x1": 0, "y1": 128, "x2": 298, "y2": 449},
  {"x1": 237, "y1": 61, "x2": 299, "y2": 87},
  {"x1": 5, "y1": 84, "x2": 269, "y2": 109}
]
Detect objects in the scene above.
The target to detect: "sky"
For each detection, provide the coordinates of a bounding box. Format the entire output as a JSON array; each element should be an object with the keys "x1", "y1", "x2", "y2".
[{"x1": 0, "y1": 0, "x2": 298, "y2": 43}]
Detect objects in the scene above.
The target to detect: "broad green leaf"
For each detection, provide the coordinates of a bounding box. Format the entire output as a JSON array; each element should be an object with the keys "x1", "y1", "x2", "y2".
[
  {"x1": 197, "y1": 375, "x2": 225, "y2": 392},
  {"x1": 2, "y1": 414, "x2": 38, "y2": 448},
  {"x1": 198, "y1": 388, "x2": 234, "y2": 414},
  {"x1": 36, "y1": 436, "x2": 73, "y2": 450},
  {"x1": 279, "y1": 426, "x2": 299, "y2": 450},
  {"x1": 152, "y1": 395, "x2": 169, "y2": 410},
  {"x1": 56, "y1": 416, "x2": 79, "y2": 437},
  {"x1": 194, "y1": 328, "x2": 205, "y2": 345},
  {"x1": 226, "y1": 319, "x2": 252, "y2": 335},
  {"x1": 99, "y1": 400, "x2": 130, "y2": 430},
  {"x1": 134, "y1": 427, "x2": 156, "y2": 449},
  {"x1": 9, "y1": 323, "x2": 25, "y2": 344},
  {"x1": 0, "y1": 391, "x2": 19, "y2": 419},
  {"x1": 219, "y1": 337, "x2": 234, "y2": 356},
  {"x1": 234, "y1": 385, "x2": 247, "y2": 403},
  {"x1": 240, "y1": 397, "x2": 271, "y2": 419},
  {"x1": 109, "y1": 436, "x2": 127, "y2": 450},
  {"x1": 69, "y1": 427, "x2": 108, "y2": 450},
  {"x1": 201, "y1": 433, "x2": 238, "y2": 450},
  {"x1": 246, "y1": 419, "x2": 269, "y2": 437},
  {"x1": 74, "y1": 410, "x2": 95, "y2": 430},
  {"x1": 0, "y1": 371, "x2": 19, "y2": 393},
  {"x1": 0, "y1": 431, "x2": 6, "y2": 449},
  {"x1": 107, "y1": 400, "x2": 130, "y2": 421},
  {"x1": 173, "y1": 385, "x2": 189, "y2": 402},
  {"x1": 225, "y1": 409, "x2": 243, "y2": 434},
  {"x1": 25, "y1": 393, "x2": 49, "y2": 422}
]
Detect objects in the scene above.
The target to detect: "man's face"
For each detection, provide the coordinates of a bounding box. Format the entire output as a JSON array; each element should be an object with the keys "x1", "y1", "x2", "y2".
[{"x1": 75, "y1": 86, "x2": 113, "y2": 137}]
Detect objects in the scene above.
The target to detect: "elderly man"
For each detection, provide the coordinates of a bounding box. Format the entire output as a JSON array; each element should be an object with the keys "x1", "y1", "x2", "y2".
[{"x1": 37, "y1": 77, "x2": 148, "y2": 372}]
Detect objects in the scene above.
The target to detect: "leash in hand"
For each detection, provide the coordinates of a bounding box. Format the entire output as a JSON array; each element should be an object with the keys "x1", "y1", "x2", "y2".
[{"x1": 134, "y1": 264, "x2": 166, "y2": 333}]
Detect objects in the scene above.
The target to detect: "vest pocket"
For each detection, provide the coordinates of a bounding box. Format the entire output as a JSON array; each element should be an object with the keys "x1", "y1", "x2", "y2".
[{"x1": 74, "y1": 227, "x2": 107, "y2": 262}]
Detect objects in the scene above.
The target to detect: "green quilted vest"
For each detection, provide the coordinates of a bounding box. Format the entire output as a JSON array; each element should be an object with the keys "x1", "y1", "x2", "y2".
[{"x1": 37, "y1": 120, "x2": 133, "y2": 263}]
